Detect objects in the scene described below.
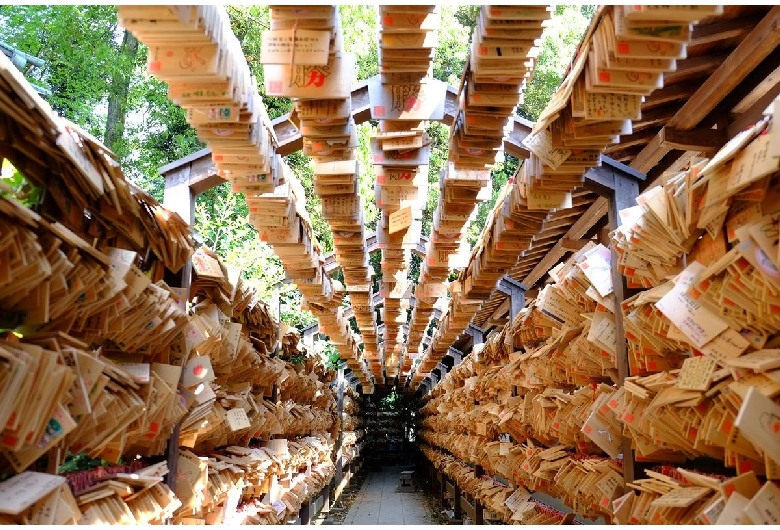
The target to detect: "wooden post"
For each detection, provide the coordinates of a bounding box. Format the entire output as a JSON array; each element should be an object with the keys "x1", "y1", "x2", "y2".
[
  {"x1": 465, "y1": 323, "x2": 485, "y2": 346},
  {"x1": 496, "y1": 277, "x2": 527, "y2": 323},
  {"x1": 453, "y1": 484, "x2": 463, "y2": 522},
  {"x1": 299, "y1": 499, "x2": 311, "y2": 525},
  {"x1": 448, "y1": 347, "x2": 464, "y2": 365},
  {"x1": 583, "y1": 155, "x2": 645, "y2": 485},
  {"x1": 159, "y1": 161, "x2": 196, "y2": 497},
  {"x1": 323, "y1": 482, "x2": 331, "y2": 513},
  {"x1": 337, "y1": 367, "x2": 345, "y2": 458},
  {"x1": 474, "y1": 498, "x2": 484, "y2": 525}
]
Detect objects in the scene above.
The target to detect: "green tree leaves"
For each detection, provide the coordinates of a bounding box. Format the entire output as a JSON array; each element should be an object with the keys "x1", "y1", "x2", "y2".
[
  {"x1": 519, "y1": 5, "x2": 592, "y2": 121},
  {"x1": 340, "y1": 5, "x2": 379, "y2": 81},
  {"x1": 0, "y1": 5, "x2": 121, "y2": 136}
]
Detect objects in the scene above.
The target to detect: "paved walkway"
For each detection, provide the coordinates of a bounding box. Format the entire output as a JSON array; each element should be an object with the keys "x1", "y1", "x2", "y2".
[{"x1": 342, "y1": 465, "x2": 436, "y2": 525}]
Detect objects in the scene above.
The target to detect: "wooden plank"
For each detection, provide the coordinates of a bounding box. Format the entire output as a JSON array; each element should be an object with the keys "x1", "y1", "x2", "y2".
[
  {"x1": 668, "y1": 6, "x2": 780, "y2": 130},
  {"x1": 665, "y1": 151, "x2": 701, "y2": 175},
  {"x1": 703, "y1": 45, "x2": 780, "y2": 130},
  {"x1": 731, "y1": 62, "x2": 780, "y2": 115},
  {"x1": 728, "y1": 63, "x2": 780, "y2": 138},
  {"x1": 643, "y1": 149, "x2": 701, "y2": 189},
  {"x1": 659, "y1": 126, "x2": 727, "y2": 153},
  {"x1": 642, "y1": 81, "x2": 702, "y2": 111},
  {"x1": 689, "y1": 16, "x2": 761, "y2": 48},
  {"x1": 446, "y1": 480, "x2": 456, "y2": 499},
  {"x1": 604, "y1": 144, "x2": 643, "y2": 164},
  {"x1": 629, "y1": 130, "x2": 667, "y2": 176},
  {"x1": 663, "y1": 52, "x2": 730, "y2": 85},
  {"x1": 560, "y1": 238, "x2": 590, "y2": 251},
  {"x1": 478, "y1": 297, "x2": 510, "y2": 327},
  {"x1": 631, "y1": 106, "x2": 678, "y2": 132},
  {"x1": 604, "y1": 128, "x2": 659, "y2": 153},
  {"x1": 519, "y1": 197, "x2": 608, "y2": 288},
  {"x1": 612, "y1": 151, "x2": 636, "y2": 164},
  {"x1": 460, "y1": 494, "x2": 476, "y2": 522}
]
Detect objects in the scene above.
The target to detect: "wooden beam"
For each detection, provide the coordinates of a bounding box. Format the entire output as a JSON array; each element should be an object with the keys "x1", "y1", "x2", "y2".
[
  {"x1": 641, "y1": 81, "x2": 702, "y2": 111},
  {"x1": 518, "y1": 197, "x2": 608, "y2": 288},
  {"x1": 642, "y1": 150, "x2": 701, "y2": 192},
  {"x1": 731, "y1": 62, "x2": 780, "y2": 115},
  {"x1": 612, "y1": 151, "x2": 636, "y2": 164},
  {"x1": 486, "y1": 297, "x2": 510, "y2": 326},
  {"x1": 689, "y1": 15, "x2": 761, "y2": 48},
  {"x1": 637, "y1": 26, "x2": 780, "y2": 181},
  {"x1": 659, "y1": 126, "x2": 728, "y2": 153},
  {"x1": 663, "y1": 52, "x2": 730, "y2": 85},
  {"x1": 668, "y1": 6, "x2": 780, "y2": 130},
  {"x1": 664, "y1": 151, "x2": 702, "y2": 176},
  {"x1": 728, "y1": 62, "x2": 780, "y2": 136},
  {"x1": 629, "y1": 130, "x2": 667, "y2": 175},
  {"x1": 160, "y1": 75, "x2": 534, "y2": 199},
  {"x1": 631, "y1": 106, "x2": 678, "y2": 132},
  {"x1": 702, "y1": 44, "x2": 780, "y2": 131},
  {"x1": 604, "y1": 127, "x2": 659, "y2": 153},
  {"x1": 560, "y1": 238, "x2": 590, "y2": 251}
]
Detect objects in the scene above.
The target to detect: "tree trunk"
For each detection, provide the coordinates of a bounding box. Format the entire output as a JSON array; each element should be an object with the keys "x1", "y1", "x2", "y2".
[{"x1": 104, "y1": 29, "x2": 138, "y2": 154}]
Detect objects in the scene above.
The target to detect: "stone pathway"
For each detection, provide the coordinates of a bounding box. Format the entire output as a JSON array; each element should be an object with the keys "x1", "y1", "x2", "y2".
[{"x1": 341, "y1": 465, "x2": 438, "y2": 525}]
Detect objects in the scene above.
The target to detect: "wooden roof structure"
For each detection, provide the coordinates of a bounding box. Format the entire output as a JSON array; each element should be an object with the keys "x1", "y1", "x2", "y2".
[
  {"x1": 410, "y1": 5, "x2": 780, "y2": 394},
  {"x1": 158, "y1": 5, "x2": 780, "y2": 394}
]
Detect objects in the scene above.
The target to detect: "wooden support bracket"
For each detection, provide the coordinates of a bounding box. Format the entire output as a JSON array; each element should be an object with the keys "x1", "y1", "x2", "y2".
[
  {"x1": 560, "y1": 238, "x2": 590, "y2": 251},
  {"x1": 495, "y1": 276, "x2": 527, "y2": 323},
  {"x1": 465, "y1": 323, "x2": 486, "y2": 346},
  {"x1": 659, "y1": 126, "x2": 728, "y2": 153}
]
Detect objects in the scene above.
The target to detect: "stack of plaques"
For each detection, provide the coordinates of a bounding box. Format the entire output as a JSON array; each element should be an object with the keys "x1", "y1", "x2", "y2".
[
  {"x1": 119, "y1": 6, "x2": 278, "y2": 197},
  {"x1": 261, "y1": 6, "x2": 379, "y2": 368},
  {"x1": 455, "y1": 5, "x2": 549, "y2": 167},
  {"x1": 412, "y1": 287, "x2": 483, "y2": 384},
  {"x1": 371, "y1": 132, "x2": 432, "y2": 378},
  {"x1": 121, "y1": 5, "x2": 335, "y2": 312},
  {"x1": 524, "y1": 4, "x2": 708, "y2": 195},
  {"x1": 410, "y1": 5, "x2": 552, "y2": 383},
  {"x1": 418, "y1": 4, "x2": 549, "y2": 299},
  {"x1": 252, "y1": 163, "x2": 334, "y2": 309},
  {"x1": 404, "y1": 299, "x2": 436, "y2": 364},
  {"x1": 370, "y1": 5, "x2": 445, "y2": 379}
]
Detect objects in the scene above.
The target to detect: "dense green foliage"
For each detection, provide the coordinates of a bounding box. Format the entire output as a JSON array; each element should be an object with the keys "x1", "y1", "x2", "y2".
[
  {"x1": 0, "y1": 4, "x2": 592, "y2": 337},
  {"x1": 519, "y1": 5, "x2": 594, "y2": 121}
]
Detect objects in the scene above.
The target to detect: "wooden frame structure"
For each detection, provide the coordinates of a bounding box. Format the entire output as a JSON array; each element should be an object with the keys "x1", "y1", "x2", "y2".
[{"x1": 160, "y1": 4, "x2": 780, "y2": 499}]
